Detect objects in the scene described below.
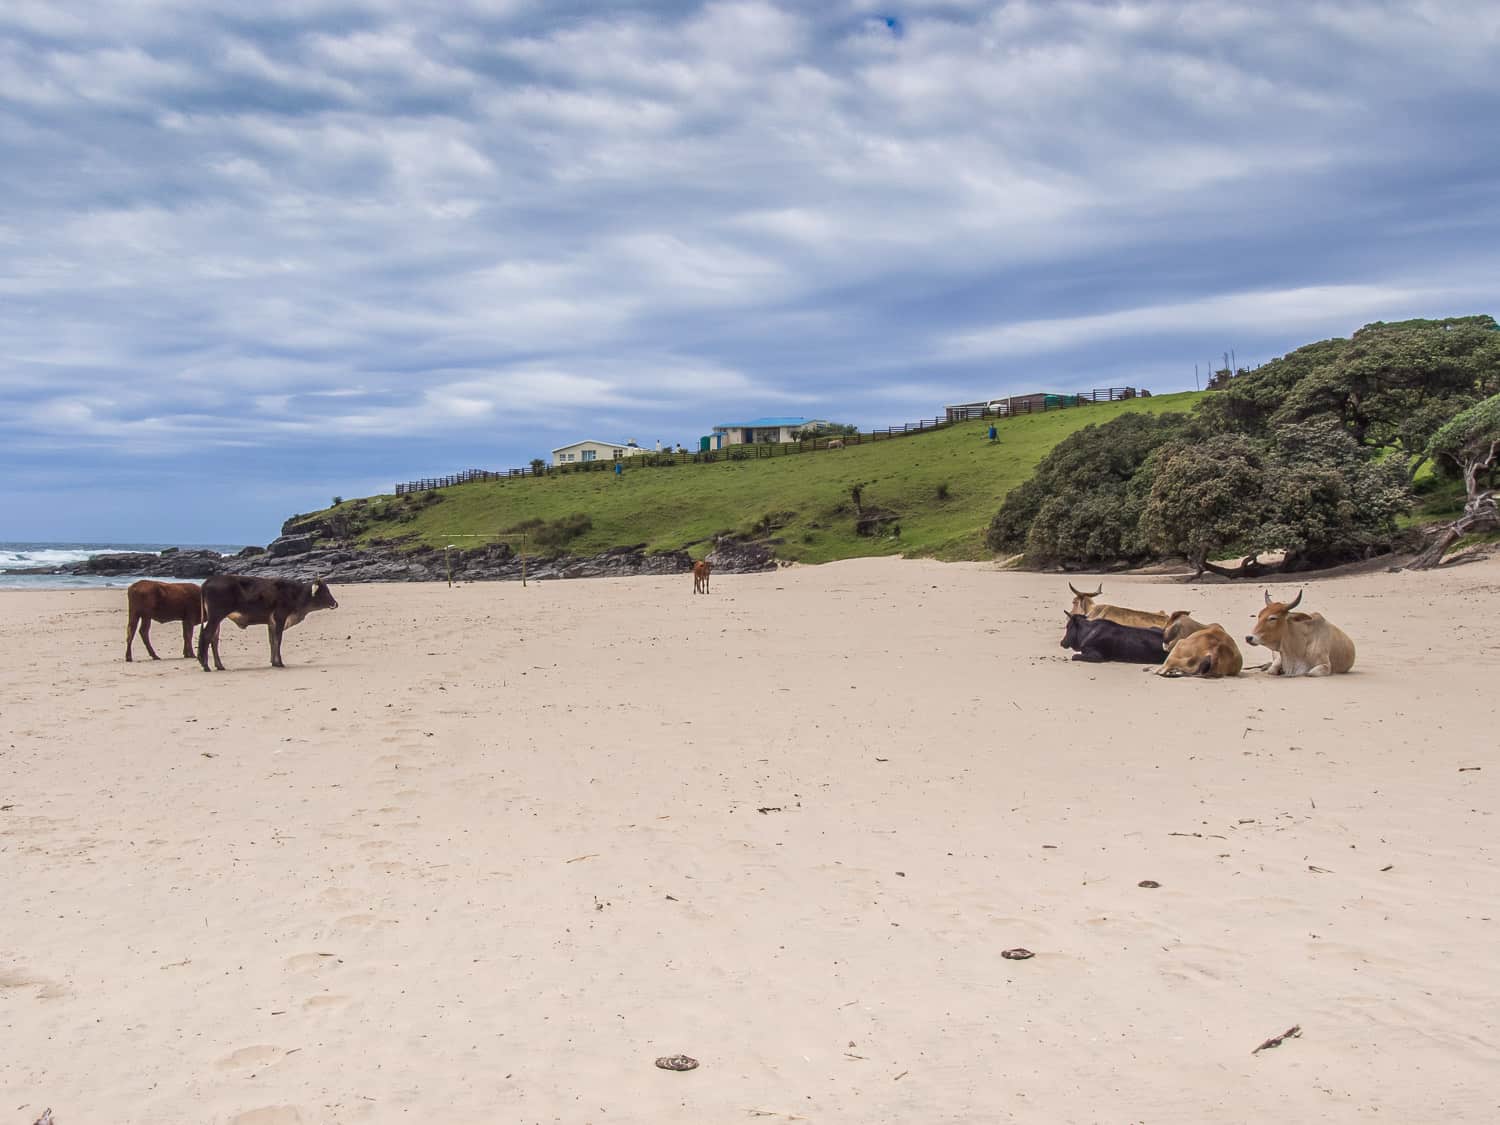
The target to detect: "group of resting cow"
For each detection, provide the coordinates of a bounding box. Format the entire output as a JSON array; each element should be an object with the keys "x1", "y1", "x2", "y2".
[
  {"x1": 124, "y1": 575, "x2": 338, "y2": 671},
  {"x1": 1062, "y1": 582, "x2": 1356, "y2": 678}
]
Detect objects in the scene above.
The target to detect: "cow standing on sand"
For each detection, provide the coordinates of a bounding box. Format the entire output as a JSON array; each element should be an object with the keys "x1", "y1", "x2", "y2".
[
  {"x1": 1246, "y1": 590, "x2": 1355, "y2": 677},
  {"x1": 197, "y1": 575, "x2": 338, "y2": 671},
  {"x1": 692, "y1": 559, "x2": 713, "y2": 595},
  {"x1": 1068, "y1": 582, "x2": 1170, "y2": 630},
  {"x1": 125, "y1": 580, "x2": 204, "y2": 662}
]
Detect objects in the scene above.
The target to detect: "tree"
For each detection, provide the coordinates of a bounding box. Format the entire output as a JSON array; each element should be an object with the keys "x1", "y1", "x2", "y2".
[
  {"x1": 985, "y1": 412, "x2": 1195, "y2": 564},
  {"x1": 1411, "y1": 393, "x2": 1500, "y2": 568},
  {"x1": 1271, "y1": 316, "x2": 1500, "y2": 478},
  {"x1": 529, "y1": 458, "x2": 547, "y2": 476},
  {"x1": 1139, "y1": 435, "x2": 1267, "y2": 574}
]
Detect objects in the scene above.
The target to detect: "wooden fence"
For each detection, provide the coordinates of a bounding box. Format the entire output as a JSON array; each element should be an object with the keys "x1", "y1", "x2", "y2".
[{"x1": 392, "y1": 387, "x2": 1147, "y2": 495}]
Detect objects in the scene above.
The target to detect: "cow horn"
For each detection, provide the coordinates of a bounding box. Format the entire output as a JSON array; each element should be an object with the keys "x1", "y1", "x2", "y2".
[
  {"x1": 1068, "y1": 582, "x2": 1102, "y2": 597},
  {"x1": 1264, "y1": 589, "x2": 1273, "y2": 606},
  {"x1": 1286, "y1": 589, "x2": 1302, "y2": 611}
]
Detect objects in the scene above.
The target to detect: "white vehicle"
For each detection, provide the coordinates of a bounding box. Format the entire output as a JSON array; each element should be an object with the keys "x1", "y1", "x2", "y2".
[{"x1": 987, "y1": 400, "x2": 1011, "y2": 416}]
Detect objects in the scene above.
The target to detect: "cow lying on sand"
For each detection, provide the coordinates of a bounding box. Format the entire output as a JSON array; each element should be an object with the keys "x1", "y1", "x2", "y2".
[
  {"x1": 198, "y1": 574, "x2": 338, "y2": 671},
  {"x1": 1067, "y1": 582, "x2": 1170, "y2": 630},
  {"x1": 693, "y1": 559, "x2": 713, "y2": 594},
  {"x1": 1156, "y1": 613, "x2": 1242, "y2": 678},
  {"x1": 1247, "y1": 590, "x2": 1355, "y2": 677},
  {"x1": 1061, "y1": 612, "x2": 1166, "y2": 664},
  {"x1": 125, "y1": 580, "x2": 203, "y2": 662}
]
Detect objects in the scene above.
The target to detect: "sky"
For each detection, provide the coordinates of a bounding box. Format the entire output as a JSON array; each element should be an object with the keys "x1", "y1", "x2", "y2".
[{"x1": 2, "y1": 0, "x2": 1498, "y2": 544}]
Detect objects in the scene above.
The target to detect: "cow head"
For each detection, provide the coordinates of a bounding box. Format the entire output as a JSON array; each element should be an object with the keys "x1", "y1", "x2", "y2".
[
  {"x1": 1060, "y1": 611, "x2": 1088, "y2": 650},
  {"x1": 1161, "y1": 609, "x2": 1197, "y2": 651},
  {"x1": 311, "y1": 579, "x2": 339, "y2": 611},
  {"x1": 1246, "y1": 589, "x2": 1301, "y2": 649},
  {"x1": 1068, "y1": 582, "x2": 1102, "y2": 616}
]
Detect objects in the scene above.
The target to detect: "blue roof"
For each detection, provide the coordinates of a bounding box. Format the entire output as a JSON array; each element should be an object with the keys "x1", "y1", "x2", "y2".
[{"x1": 714, "y1": 417, "x2": 822, "y2": 428}]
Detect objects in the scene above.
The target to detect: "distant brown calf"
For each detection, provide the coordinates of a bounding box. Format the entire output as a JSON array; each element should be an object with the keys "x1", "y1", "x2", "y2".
[
  {"x1": 126, "y1": 580, "x2": 203, "y2": 662},
  {"x1": 693, "y1": 559, "x2": 713, "y2": 594}
]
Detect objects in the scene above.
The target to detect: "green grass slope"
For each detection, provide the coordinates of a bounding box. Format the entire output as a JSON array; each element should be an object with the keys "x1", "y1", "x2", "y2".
[{"x1": 325, "y1": 392, "x2": 1203, "y2": 563}]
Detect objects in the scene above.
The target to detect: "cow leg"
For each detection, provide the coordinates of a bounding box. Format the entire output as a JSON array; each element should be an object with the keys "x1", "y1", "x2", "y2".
[
  {"x1": 1071, "y1": 650, "x2": 1106, "y2": 662},
  {"x1": 199, "y1": 615, "x2": 225, "y2": 671},
  {"x1": 139, "y1": 618, "x2": 161, "y2": 661},
  {"x1": 126, "y1": 613, "x2": 139, "y2": 662},
  {"x1": 180, "y1": 618, "x2": 195, "y2": 658},
  {"x1": 1307, "y1": 662, "x2": 1332, "y2": 677},
  {"x1": 269, "y1": 619, "x2": 285, "y2": 668}
]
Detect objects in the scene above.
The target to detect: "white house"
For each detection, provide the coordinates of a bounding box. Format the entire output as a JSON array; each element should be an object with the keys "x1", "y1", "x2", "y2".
[
  {"x1": 710, "y1": 417, "x2": 832, "y2": 447},
  {"x1": 551, "y1": 439, "x2": 652, "y2": 467}
]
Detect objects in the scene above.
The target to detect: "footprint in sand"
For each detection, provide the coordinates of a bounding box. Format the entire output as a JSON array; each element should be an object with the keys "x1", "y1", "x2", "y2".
[
  {"x1": 303, "y1": 993, "x2": 350, "y2": 1009},
  {"x1": 284, "y1": 952, "x2": 341, "y2": 973},
  {"x1": 337, "y1": 913, "x2": 396, "y2": 929},
  {"x1": 0, "y1": 968, "x2": 69, "y2": 1000},
  {"x1": 230, "y1": 1108, "x2": 304, "y2": 1125},
  {"x1": 217, "y1": 1045, "x2": 290, "y2": 1071}
]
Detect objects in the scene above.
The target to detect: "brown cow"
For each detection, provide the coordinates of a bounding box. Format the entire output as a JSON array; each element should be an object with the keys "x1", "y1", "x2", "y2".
[
  {"x1": 1160, "y1": 610, "x2": 1208, "y2": 649},
  {"x1": 692, "y1": 559, "x2": 713, "y2": 594},
  {"x1": 1157, "y1": 622, "x2": 1243, "y2": 678},
  {"x1": 125, "y1": 580, "x2": 203, "y2": 662},
  {"x1": 1068, "y1": 582, "x2": 1170, "y2": 629},
  {"x1": 1246, "y1": 590, "x2": 1355, "y2": 677},
  {"x1": 198, "y1": 574, "x2": 338, "y2": 671}
]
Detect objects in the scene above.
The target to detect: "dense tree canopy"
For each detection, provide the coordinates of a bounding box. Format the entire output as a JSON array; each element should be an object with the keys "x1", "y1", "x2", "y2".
[{"x1": 990, "y1": 315, "x2": 1500, "y2": 574}]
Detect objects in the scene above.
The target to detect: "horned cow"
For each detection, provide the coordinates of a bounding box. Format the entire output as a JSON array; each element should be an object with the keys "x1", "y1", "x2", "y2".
[
  {"x1": 1068, "y1": 582, "x2": 1171, "y2": 629},
  {"x1": 1246, "y1": 590, "x2": 1355, "y2": 677},
  {"x1": 125, "y1": 580, "x2": 204, "y2": 662},
  {"x1": 692, "y1": 559, "x2": 713, "y2": 595},
  {"x1": 197, "y1": 574, "x2": 338, "y2": 671},
  {"x1": 1060, "y1": 612, "x2": 1166, "y2": 665}
]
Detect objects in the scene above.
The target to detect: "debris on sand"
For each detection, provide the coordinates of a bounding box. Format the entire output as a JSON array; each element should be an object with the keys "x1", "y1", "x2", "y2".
[
  {"x1": 1252, "y1": 1024, "x2": 1302, "y2": 1055},
  {"x1": 656, "y1": 1054, "x2": 699, "y2": 1071}
]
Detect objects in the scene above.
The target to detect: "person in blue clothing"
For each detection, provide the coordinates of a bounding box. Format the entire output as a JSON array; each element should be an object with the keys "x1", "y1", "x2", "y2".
[
  {"x1": 614, "y1": 460, "x2": 623, "y2": 478},
  {"x1": 988, "y1": 423, "x2": 998, "y2": 443}
]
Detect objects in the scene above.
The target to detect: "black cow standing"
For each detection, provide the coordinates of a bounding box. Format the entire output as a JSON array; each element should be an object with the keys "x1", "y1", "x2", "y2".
[
  {"x1": 198, "y1": 575, "x2": 339, "y2": 671},
  {"x1": 1060, "y1": 612, "x2": 1166, "y2": 664}
]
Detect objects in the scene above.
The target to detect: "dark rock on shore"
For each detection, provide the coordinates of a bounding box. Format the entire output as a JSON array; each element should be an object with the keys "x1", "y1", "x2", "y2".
[{"x1": 7, "y1": 536, "x2": 781, "y2": 583}]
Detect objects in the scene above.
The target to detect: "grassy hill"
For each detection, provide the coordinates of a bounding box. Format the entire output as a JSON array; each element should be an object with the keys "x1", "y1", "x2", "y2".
[{"x1": 316, "y1": 392, "x2": 1204, "y2": 564}]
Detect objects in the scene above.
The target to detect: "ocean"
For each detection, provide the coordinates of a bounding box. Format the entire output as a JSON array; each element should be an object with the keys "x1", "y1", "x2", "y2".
[{"x1": 0, "y1": 542, "x2": 246, "y2": 590}]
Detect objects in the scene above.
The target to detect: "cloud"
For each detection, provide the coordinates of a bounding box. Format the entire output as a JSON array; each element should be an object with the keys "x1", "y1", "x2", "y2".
[{"x1": 0, "y1": 0, "x2": 1496, "y2": 540}]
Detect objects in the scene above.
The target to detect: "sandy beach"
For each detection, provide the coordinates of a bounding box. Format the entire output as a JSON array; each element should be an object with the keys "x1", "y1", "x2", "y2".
[{"x1": 2, "y1": 557, "x2": 1497, "y2": 1124}]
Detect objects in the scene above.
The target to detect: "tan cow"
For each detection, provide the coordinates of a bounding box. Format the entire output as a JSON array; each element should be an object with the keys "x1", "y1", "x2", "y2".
[
  {"x1": 1160, "y1": 610, "x2": 1208, "y2": 648},
  {"x1": 1067, "y1": 582, "x2": 1170, "y2": 630},
  {"x1": 1246, "y1": 590, "x2": 1356, "y2": 677},
  {"x1": 827, "y1": 439, "x2": 845, "y2": 450},
  {"x1": 126, "y1": 579, "x2": 204, "y2": 662},
  {"x1": 692, "y1": 559, "x2": 713, "y2": 594},
  {"x1": 1157, "y1": 622, "x2": 1243, "y2": 678}
]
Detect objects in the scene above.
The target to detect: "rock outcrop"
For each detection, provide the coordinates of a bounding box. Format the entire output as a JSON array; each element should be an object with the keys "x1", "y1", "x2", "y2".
[{"x1": 6, "y1": 522, "x2": 787, "y2": 582}]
